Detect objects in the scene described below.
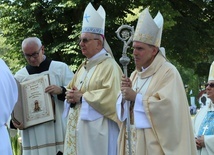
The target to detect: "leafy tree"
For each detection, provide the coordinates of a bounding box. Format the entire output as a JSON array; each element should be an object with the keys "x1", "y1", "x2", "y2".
[
  {"x1": 0, "y1": 0, "x2": 142, "y2": 73},
  {"x1": 0, "y1": 0, "x2": 213, "y2": 84}
]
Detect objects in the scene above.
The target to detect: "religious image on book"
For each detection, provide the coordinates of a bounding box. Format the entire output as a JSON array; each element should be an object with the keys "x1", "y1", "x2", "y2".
[{"x1": 12, "y1": 74, "x2": 55, "y2": 129}]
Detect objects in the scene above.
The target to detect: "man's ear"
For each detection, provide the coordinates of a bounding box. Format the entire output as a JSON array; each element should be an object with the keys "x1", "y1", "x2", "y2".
[
  {"x1": 152, "y1": 46, "x2": 159, "y2": 56},
  {"x1": 41, "y1": 46, "x2": 45, "y2": 54},
  {"x1": 97, "y1": 39, "x2": 103, "y2": 48}
]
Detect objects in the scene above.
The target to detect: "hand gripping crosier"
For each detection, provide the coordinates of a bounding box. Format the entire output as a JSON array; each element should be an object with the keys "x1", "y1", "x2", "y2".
[{"x1": 116, "y1": 25, "x2": 134, "y2": 155}]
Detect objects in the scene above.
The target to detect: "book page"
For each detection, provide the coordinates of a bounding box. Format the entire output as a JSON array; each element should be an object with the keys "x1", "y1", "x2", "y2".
[{"x1": 12, "y1": 74, "x2": 54, "y2": 129}]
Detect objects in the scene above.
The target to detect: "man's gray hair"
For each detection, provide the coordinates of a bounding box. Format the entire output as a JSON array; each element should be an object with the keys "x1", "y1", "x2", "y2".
[{"x1": 22, "y1": 37, "x2": 42, "y2": 51}]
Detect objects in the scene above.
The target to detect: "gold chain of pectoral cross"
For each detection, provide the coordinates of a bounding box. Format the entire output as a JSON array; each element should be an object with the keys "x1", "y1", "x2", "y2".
[
  {"x1": 135, "y1": 77, "x2": 149, "y2": 93},
  {"x1": 129, "y1": 76, "x2": 149, "y2": 124}
]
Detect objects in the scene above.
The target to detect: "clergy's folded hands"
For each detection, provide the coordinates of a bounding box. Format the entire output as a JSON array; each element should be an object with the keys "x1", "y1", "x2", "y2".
[{"x1": 66, "y1": 87, "x2": 82, "y2": 104}]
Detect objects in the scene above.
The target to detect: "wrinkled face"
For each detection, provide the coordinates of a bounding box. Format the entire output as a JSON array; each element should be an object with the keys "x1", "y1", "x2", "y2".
[
  {"x1": 23, "y1": 44, "x2": 44, "y2": 66},
  {"x1": 205, "y1": 80, "x2": 214, "y2": 101},
  {"x1": 132, "y1": 41, "x2": 158, "y2": 70},
  {"x1": 79, "y1": 33, "x2": 101, "y2": 58}
]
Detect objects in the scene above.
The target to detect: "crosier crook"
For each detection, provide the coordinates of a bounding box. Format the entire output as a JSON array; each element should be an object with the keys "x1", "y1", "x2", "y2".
[{"x1": 116, "y1": 25, "x2": 134, "y2": 155}]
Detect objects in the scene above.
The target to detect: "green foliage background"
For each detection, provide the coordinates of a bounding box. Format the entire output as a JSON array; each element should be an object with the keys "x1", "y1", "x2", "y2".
[{"x1": 0, "y1": 0, "x2": 213, "y2": 102}]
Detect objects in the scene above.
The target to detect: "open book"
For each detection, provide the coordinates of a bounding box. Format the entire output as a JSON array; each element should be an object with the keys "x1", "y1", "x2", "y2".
[{"x1": 12, "y1": 74, "x2": 55, "y2": 129}]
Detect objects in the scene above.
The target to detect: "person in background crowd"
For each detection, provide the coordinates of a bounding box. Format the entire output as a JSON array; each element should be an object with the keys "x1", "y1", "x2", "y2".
[
  {"x1": 193, "y1": 61, "x2": 214, "y2": 155},
  {"x1": 63, "y1": 3, "x2": 122, "y2": 155},
  {"x1": 116, "y1": 8, "x2": 197, "y2": 155},
  {"x1": 0, "y1": 59, "x2": 18, "y2": 155},
  {"x1": 11, "y1": 37, "x2": 74, "y2": 155}
]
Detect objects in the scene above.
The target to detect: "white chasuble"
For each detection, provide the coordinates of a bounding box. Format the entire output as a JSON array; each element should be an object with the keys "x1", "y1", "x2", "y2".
[
  {"x1": 64, "y1": 50, "x2": 122, "y2": 155},
  {"x1": 117, "y1": 53, "x2": 197, "y2": 155}
]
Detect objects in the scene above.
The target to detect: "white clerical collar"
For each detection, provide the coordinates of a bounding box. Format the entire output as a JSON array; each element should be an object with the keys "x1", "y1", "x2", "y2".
[
  {"x1": 88, "y1": 48, "x2": 106, "y2": 61},
  {"x1": 136, "y1": 67, "x2": 149, "y2": 76},
  {"x1": 139, "y1": 66, "x2": 149, "y2": 73}
]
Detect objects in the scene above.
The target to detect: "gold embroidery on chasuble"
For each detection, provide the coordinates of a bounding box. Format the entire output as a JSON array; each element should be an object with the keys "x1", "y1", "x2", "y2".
[
  {"x1": 64, "y1": 54, "x2": 111, "y2": 155},
  {"x1": 65, "y1": 105, "x2": 80, "y2": 155}
]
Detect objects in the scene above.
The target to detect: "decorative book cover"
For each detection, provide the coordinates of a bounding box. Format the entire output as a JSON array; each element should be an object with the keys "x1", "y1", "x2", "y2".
[{"x1": 12, "y1": 74, "x2": 55, "y2": 129}]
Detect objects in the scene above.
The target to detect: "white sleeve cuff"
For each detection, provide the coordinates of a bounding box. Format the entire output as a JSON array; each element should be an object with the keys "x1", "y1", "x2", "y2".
[
  {"x1": 62, "y1": 99, "x2": 70, "y2": 118},
  {"x1": 80, "y1": 97, "x2": 103, "y2": 121},
  {"x1": 134, "y1": 93, "x2": 151, "y2": 129},
  {"x1": 116, "y1": 93, "x2": 128, "y2": 122}
]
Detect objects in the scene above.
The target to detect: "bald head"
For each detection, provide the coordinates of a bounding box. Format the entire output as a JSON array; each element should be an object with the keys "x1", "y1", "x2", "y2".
[{"x1": 22, "y1": 37, "x2": 42, "y2": 51}]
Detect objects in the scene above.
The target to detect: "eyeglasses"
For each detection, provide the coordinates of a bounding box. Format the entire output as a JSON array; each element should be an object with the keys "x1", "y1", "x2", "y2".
[
  {"x1": 23, "y1": 46, "x2": 42, "y2": 59},
  {"x1": 78, "y1": 38, "x2": 99, "y2": 44},
  {"x1": 205, "y1": 83, "x2": 214, "y2": 88}
]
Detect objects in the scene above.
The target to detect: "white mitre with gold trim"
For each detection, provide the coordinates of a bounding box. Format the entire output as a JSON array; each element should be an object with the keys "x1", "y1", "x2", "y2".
[
  {"x1": 208, "y1": 61, "x2": 214, "y2": 81},
  {"x1": 82, "y1": 2, "x2": 105, "y2": 35},
  {"x1": 133, "y1": 8, "x2": 164, "y2": 48}
]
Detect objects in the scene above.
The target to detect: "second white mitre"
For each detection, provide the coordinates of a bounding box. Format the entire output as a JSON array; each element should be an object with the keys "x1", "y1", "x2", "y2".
[{"x1": 82, "y1": 2, "x2": 105, "y2": 35}]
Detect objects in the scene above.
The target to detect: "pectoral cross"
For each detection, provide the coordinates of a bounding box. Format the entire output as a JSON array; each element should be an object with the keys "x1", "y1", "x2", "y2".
[{"x1": 202, "y1": 125, "x2": 209, "y2": 135}]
